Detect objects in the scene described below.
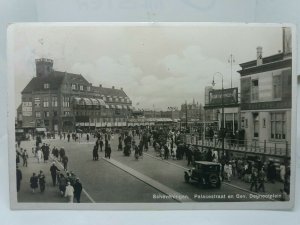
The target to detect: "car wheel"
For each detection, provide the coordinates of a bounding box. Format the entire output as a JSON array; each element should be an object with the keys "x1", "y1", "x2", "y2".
[{"x1": 184, "y1": 173, "x2": 190, "y2": 183}]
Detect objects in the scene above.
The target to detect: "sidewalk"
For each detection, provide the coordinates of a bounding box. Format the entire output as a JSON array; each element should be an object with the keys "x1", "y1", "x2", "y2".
[
  {"x1": 141, "y1": 141, "x2": 283, "y2": 195},
  {"x1": 17, "y1": 141, "x2": 70, "y2": 203}
]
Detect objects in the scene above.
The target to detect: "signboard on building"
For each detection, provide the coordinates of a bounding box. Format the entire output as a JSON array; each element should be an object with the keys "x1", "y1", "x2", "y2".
[
  {"x1": 208, "y1": 88, "x2": 238, "y2": 106},
  {"x1": 22, "y1": 102, "x2": 32, "y2": 116}
]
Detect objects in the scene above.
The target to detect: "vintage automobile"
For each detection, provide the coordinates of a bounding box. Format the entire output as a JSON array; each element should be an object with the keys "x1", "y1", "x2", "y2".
[{"x1": 184, "y1": 161, "x2": 222, "y2": 188}]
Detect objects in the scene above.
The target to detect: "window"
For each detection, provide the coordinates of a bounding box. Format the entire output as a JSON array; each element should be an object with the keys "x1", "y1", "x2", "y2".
[
  {"x1": 44, "y1": 83, "x2": 49, "y2": 89},
  {"x1": 263, "y1": 118, "x2": 266, "y2": 128},
  {"x1": 271, "y1": 112, "x2": 286, "y2": 140},
  {"x1": 273, "y1": 75, "x2": 282, "y2": 99},
  {"x1": 34, "y1": 98, "x2": 41, "y2": 107},
  {"x1": 72, "y1": 84, "x2": 77, "y2": 90},
  {"x1": 52, "y1": 96, "x2": 58, "y2": 107},
  {"x1": 80, "y1": 85, "x2": 84, "y2": 91},
  {"x1": 44, "y1": 111, "x2": 49, "y2": 117},
  {"x1": 87, "y1": 86, "x2": 91, "y2": 91},
  {"x1": 43, "y1": 97, "x2": 49, "y2": 107},
  {"x1": 53, "y1": 111, "x2": 58, "y2": 117},
  {"x1": 253, "y1": 113, "x2": 259, "y2": 138},
  {"x1": 245, "y1": 119, "x2": 248, "y2": 128},
  {"x1": 241, "y1": 117, "x2": 245, "y2": 128},
  {"x1": 251, "y1": 79, "x2": 259, "y2": 101},
  {"x1": 35, "y1": 111, "x2": 41, "y2": 118},
  {"x1": 63, "y1": 97, "x2": 70, "y2": 108},
  {"x1": 64, "y1": 111, "x2": 70, "y2": 116}
]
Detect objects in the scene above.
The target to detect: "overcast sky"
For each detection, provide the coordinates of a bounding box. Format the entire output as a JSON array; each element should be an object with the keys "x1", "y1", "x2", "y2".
[{"x1": 11, "y1": 24, "x2": 284, "y2": 110}]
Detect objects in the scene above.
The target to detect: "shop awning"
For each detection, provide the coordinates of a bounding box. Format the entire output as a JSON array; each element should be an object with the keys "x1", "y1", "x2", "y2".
[
  {"x1": 109, "y1": 105, "x2": 115, "y2": 109},
  {"x1": 82, "y1": 98, "x2": 93, "y2": 106},
  {"x1": 116, "y1": 105, "x2": 122, "y2": 109},
  {"x1": 15, "y1": 129, "x2": 24, "y2": 133},
  {"x1": 97, "y1": 98, "x2": 106, "y2": 106},
  {"x1": 90, "y1": 98, "x2": 100, "y2": 106},
  {"x1": 36, "y1": 127, "x2": 46, "y2": 132},
  {"x1": 73, "y1": 97, "x2": 82, "y2": 104}
]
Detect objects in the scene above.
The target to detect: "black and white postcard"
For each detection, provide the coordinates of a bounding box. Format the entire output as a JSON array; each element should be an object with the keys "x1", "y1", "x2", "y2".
[{"x1": 7, "y1": 23, "x2": 296, "y2": 210}]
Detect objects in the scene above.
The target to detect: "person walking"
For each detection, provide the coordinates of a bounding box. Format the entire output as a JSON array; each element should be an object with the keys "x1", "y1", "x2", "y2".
[
  {"x1": 58, "y1": 173, "x2": 67, "y2": 196},
  {"x1": 73, "y1": 178, "x2": 83, "y2": 203},
  {"x1": 250, "y1": 169, "x2": 258, "y2": 192},
  {"x1": 92, "y1": 145, "x2": 99, "y2": 160},
  {"x1": 43, "y1": 144, "x2": 50, "y2": 163},
  {"x1": 22, "y1": 150, "x2": 28, "y2": 167},
  {"x1": 257, "y1": 168, "x2": 266, "y2": 192},
  {"x1": 38, "y1": 170, "x2": 46, "y2": 193},
  {"x1": 106, "y1": 144, "x2": 112, "y2": 159},
  {"x1": 62, "y1": 155, "x2": 69, "y2": 171},
  {"x1": 36, "y1": 148, "x2": 42, "y2": 164},
  {"x1": 59, "y1": 147, "x2": 66, "y2": 162},
  {"x1": 50, "y1": 162, "x2": 60, "y2": 186},
  {"x1": 30, "y1": 173, "x2": 38, "y2": 193},
  {"x1": 64, "y1": 182, "x2": 74, "y2": 203},
  {"x1": 224, "y1": 162, "x2": 233, "y2": 182},
  {"x1": 99, "y1": 138, "x2": 104, "y2": 152},
  {"x1": 67, "y1": 133, "x2": 70, "y2": 142},
  {"x1": 16, "y1": 165, "x2": 22, "y2": 192},
  {"x1": 280, "y1": 163, "x2": 286, "y2": 182}
]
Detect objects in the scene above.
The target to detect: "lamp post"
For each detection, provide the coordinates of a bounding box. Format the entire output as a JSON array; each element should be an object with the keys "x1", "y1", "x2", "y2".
[
  {"x1": 212, "y1": 72, "x2": 225, "y2": 159},
  {"x1": 185, "y1": 100, "x2": 188, "y2": 131}
]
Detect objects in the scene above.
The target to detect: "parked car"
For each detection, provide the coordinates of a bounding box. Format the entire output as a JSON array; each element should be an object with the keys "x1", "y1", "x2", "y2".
[{"x1": 184, "y1": 161, "x2": 222, "y2": 188}]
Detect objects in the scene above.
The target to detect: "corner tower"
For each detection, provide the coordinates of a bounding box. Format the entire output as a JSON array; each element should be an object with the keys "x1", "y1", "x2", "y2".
[{"x1": 35, "y1": 58, "x2": 53, "y2": 77}]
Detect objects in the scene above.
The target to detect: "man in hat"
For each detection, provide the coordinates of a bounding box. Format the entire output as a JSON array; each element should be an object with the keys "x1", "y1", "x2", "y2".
[
  {"x1": 50, "y1": 162, "x2": 60, "y2": 186},
  {"x1": 73, "y1": 178, "x2": 83, "y2": 203},
  {"x1": 16, "y1": 165, "x2": 22, "y2": 192}
]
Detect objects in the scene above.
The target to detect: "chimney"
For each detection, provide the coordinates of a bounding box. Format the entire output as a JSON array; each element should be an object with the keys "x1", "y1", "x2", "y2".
[
  {"x1": 99, "y1": 84, "x2": 102, "y2": 87},
  {"x1": 120, "y1": 87, "x2": 123, "y2": 91},
  {"x1": 112, "y1": 86, "x2": 115, "y2": 89},
  {"x1": 256, "y1": 46, "x2": 263, "y2": 66}
]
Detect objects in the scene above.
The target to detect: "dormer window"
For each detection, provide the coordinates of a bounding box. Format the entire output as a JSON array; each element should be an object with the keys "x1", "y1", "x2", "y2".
[
  {"x1": 44, "y1": 83, "x2": 50, "y2": 89},
  {"x1": 80, "y1": 85, "x2": 84, "y2": 91},
  {"x1": 72, "y1": 84, "x2": 76, "y2": 90},
  {"x1": 87, "y1": 86, "x2": 91, "y2": 91}
]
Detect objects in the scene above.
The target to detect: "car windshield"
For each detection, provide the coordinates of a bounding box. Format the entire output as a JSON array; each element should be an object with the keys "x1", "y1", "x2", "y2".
[{"x1": 204, "y1": 165, "x2": 219, "y2": 172}]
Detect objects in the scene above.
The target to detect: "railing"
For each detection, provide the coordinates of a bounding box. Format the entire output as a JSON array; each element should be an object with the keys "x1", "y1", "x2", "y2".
[{"x1": 184, "y1": 134, "x2": 290, "y2": 158}]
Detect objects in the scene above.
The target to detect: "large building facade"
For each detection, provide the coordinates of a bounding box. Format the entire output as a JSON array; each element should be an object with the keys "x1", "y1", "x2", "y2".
[
  {"x1": 18, "y1": 58, "x2": 133, "y2": 132},
  {"x1": 238, "y1": 31, "x2": 292, "y2": 154}
]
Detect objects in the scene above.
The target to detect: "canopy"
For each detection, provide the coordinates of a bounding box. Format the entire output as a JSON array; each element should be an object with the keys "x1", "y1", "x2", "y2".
[
  {"x1": 36, "y1": 127, "x2": 46, "y2": 132},
  {"x1": 82, "y1": 98, "x2": 93, "y2": 106}
]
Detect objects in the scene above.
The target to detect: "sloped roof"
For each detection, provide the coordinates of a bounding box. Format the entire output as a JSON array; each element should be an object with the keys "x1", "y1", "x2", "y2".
[
  {"x1": 21, "y1": 71, "x2": 89, "y2": 94},
  {"x1": 91, "y1": 86, "x2": 128, "y2": 98},
  {"x1": 62, "y1": 71, "x2": 89, "y2": 85},
  {"x1": 22, "y1": 71, "x2": 65, "y2": 94}
]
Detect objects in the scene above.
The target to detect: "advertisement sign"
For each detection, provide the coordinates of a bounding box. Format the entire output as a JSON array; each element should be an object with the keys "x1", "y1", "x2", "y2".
[{"x1": 208, "y1": 88, "x2": 238, "y2": 106}]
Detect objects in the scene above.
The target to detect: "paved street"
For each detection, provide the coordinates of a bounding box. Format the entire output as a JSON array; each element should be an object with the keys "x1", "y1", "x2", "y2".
[{"x1": 16, "y1": 135, "x2": 285, "y2": 203}]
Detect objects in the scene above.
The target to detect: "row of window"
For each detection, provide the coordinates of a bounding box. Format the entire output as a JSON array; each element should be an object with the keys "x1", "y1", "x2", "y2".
[
  {"x1": 34, "y1": 97, "x2": 69, "y2": 108},
  {"x1": 250, "y1": 74, "x2": 282, "y2": 101},
  {"x1": 35, "y1": 111, "x2": 70, "y2": 118},
  {"x1": 31, "y1": 96, "x2": 131, "y2": 108},
  {"x1": 241, "y1": 112, "x2": 286, "y2": 140}
]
